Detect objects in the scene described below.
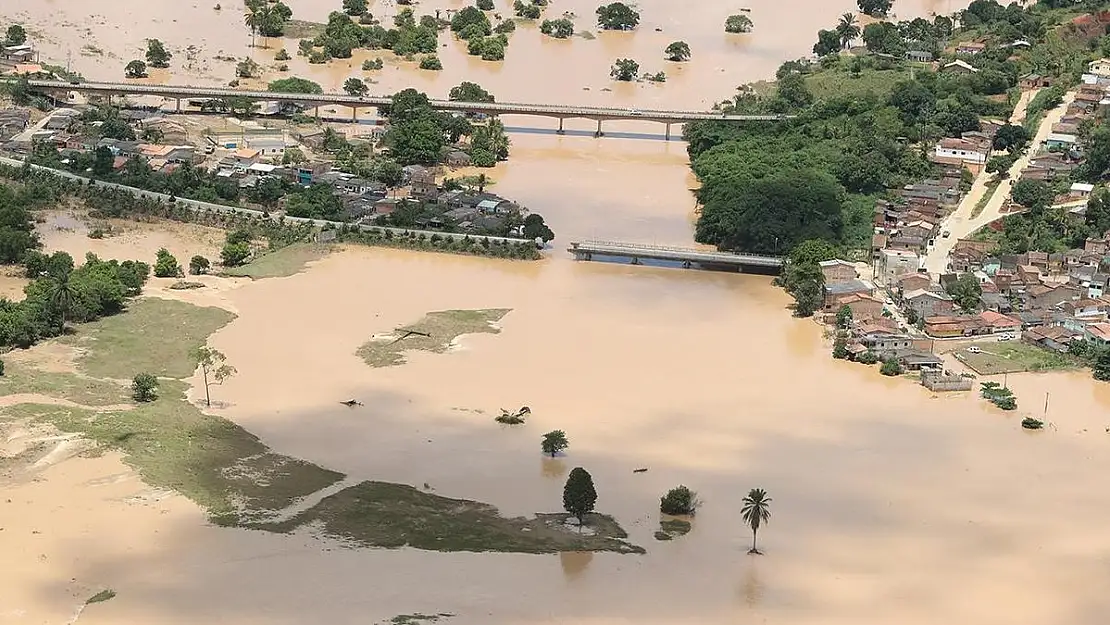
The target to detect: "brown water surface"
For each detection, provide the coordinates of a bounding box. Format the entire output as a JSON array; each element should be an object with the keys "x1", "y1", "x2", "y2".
[{"x1": 9, "y1": 2, "x2": 1110, "y2": 625}]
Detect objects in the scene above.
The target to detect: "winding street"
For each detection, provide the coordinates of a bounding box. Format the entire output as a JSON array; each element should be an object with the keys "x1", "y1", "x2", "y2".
[{"x1": 922, "y1": 89, "x2": 1077, "y2": 274}]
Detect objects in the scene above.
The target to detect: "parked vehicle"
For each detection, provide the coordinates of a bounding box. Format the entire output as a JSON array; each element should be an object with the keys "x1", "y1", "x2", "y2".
[{"x1": 967, "y1": 346, "x2": 982, "y2": 354}]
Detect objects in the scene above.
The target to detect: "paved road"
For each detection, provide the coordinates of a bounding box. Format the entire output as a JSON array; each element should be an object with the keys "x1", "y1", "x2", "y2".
[
  {"x1": 922, "y1": 90, "x2": 1075, "y2": 274},
  {"x1": 0, "y1": 155, "x2": 534, "y2": 245}
]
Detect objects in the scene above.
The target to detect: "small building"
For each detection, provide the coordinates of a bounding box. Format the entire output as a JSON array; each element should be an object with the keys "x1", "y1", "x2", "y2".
[
  {"x1": 906, "y1": 49, "x2": 934, "y2": 62},
  {"x1": 942, "y1": 60, "x2": 978, "y2": 74},
  {"x1": 934, "y1": 138, "x2": 988, "y2": 165},
  {"x1": 1045, "y1": 133, "x2": 1078, "y2": 149},
  {"x1": 231, "y1": 147, "x2": 262, "y2": 167},
  {"x1": 824, "y1": 279, "x2": 874, "y2": 308},
  {"x1": 245, "y1": 136, "x2": 287, "y2": 158},
  {"x1": 404, "y1": 165, "x2": 438, "y2": 199},
  {"x1": 857, "y1": 330, "x2": 914, "y2": 357},
  {"x1": 904, "y1": 289, "x2": 955, "y2": 320},
  {"x1": 879, "y1": 249, "x2": 920, "y2": 282},
  {"x1": 1084, "y1": 322, "x2": 1110, "y2": 344},
  {"x1": 831, "y1": 292, "x2": 884, "y2": 320},
  {"x1": 897, "y1": 272, "x2": 933, "y2": 294},
  {"x1": 445, "y1": 150, "x2": 472, "y2": 167},
  {"x1": 1088, "y1": 57, "x2": 1110, "y2": 77},
  {"x1": 1070, "y1": 182, "x2": 1096, "y2": 197},
  {"x1": 819, "y1": 259, "x2": 858, "y2": 283},
  {"x1": 895, "y1": 350, "x2": 945, "y2": 371},
  {"x1": 956, "y1": 41, "x2": 986, "y2": 55},
  {"x1": 2, "y1": 44, "x2": 35, "y2": 62},
  {"x1": 978, "y1": 311, "x2": 1022, "y2": 334}
]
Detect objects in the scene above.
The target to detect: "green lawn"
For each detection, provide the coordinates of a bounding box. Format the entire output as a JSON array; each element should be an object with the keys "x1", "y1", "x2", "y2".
[
  {"x1": 958, "y1": 341, "x2": 1080, "y2": 375},
  {"x1": 221, "y1": 243, "x2": 333, "y2": 280},
  {"x1": 971, "y1": 178, "x2": 1003, "y2": 219},
  {"x1": 805, "y1": 68, "x2": 911, "y2": 100},
  {"x1": 0, "y1": 362, "x2": 127, "y2": 407},
  {"x1": 357, "y1": 309, "x2": 511, "y2": 367},
  {"x1": 62, "y1": 298, "x2": 236, "y2": 379}
]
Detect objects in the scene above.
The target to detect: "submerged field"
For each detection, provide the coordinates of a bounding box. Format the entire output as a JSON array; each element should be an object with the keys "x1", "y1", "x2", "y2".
[{"x1": 0, "y1": 296, "x2": 639, "y2": 552}]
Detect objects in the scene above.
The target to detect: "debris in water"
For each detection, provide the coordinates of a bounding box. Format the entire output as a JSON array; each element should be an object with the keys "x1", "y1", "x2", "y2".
[
  {"x1": 339, "y1": 400, "x2": 363, "y2": 407},
  {"x1": 633, "y1": 468, "x2": 648, "y2": 473},
  {"x1": 1021, "y1": 417, "x2": 1044, "y2": 430}
]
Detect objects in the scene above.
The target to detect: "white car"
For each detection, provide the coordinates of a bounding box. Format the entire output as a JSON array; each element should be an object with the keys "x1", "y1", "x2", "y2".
[
  {"x1": 997, "y1": 334, "x2": 1012, "y2": 341},
  {"x1": 629, "y1": 109, "x2": 642, "y2": 116},
  {"x1": 967, "y1": 346, "x2": 982, "y2": 354}
]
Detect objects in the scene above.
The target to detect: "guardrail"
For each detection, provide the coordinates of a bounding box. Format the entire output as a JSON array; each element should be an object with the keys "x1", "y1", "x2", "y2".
[{"x1": 572, "y1": 240, "x2": 784, "y2": 261}]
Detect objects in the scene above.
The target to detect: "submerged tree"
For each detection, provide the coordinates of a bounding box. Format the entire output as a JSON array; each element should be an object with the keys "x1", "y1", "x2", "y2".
[
  {"x1": 193, "y1": 346, "x2": 237, "y2": 407},
  {"x1": 610, "y1": 58, "x2": 639, "y2": 81},
  {"x1": 741, "y1": 487, "x2": 772, "y2": 554},
  {"x1": 145, "y1": 39, "x2": 172, "y2": 68},
  {"x1": 541, "y1": 430, "x2": 569, "y2": 457},
  {"x1": 724, "y1": 14, "x2": 753, "y2": 34},
  {"x1": 563, "y1": 466, "x2": 598, "y2": 524},
  {"x1": 664, "y1": 40, "x2": 691, "y2": 62}
]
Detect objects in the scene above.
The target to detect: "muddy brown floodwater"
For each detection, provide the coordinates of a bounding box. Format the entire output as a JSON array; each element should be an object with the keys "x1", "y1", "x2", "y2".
[{"x1": 8, "y1": 1, "x2": 1110, "y2": 625}]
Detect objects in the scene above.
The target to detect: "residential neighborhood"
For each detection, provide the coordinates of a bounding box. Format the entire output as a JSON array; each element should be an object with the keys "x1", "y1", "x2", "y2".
[{"x1": 823, "y1": 55, "x2": 1110, "y2": 383}]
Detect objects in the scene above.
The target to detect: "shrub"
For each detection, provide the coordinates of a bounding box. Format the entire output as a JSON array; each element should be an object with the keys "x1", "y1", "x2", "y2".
[
  {"x1": 660, "y1": 485, "x2": 699, "y2": 515},
  {"x1": 419, "y1": 55, "x2": 443, "y2": 70},
  {"x1": 0, "y1": 358, "x2": 5, "y2": 376},
  {"x1": 131, "y1": 373, "x2": 159, "y2": 402},
  {"x1": 275, "y1": 48, "x2": 291, "y2": 61},
  {"x1": 189, "y1": 255, "x2": 211, "y2": 275},
  {"x1": 879, "y1": 358, "x2": 903, "y2": 376},
  {"x1": 857, "y1": 351, "x2": 879, "y2": 365},
  {"x1": 153, "y1": 248, "x2": 181, "y2": 278}
]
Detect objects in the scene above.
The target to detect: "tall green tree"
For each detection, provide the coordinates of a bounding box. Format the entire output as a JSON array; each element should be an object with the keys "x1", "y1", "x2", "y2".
[
  {"x1": 610, "y1": 58, "x2": 639, "y2": 81},
  {"x1": 741, "y1": 487, "x2": 772, "y2": 554},
  {"x1": 344, "y1": 77, "x2": 368, "y2": 97},
  {"x1": 596, "y1": 2, "x2": 640, "y2": 30},
  {"x1": 125, "y1": 59, "x2": 149, "y2": 79},
  {"x1": 857, "y1": 0, "x2": 893, "y2": 18},
  {"x1": 563, "y1": 467, "x2": 598, "y2": 524},
  {"x1": 45, "y1": 269, "x2": 76, "y2": 333},
  {"x1": 1094, "y1": 349, "x2": 1110, "y2": 382},
  {"x1": 5, "y1": 25, "x2": 27, "y2": 46},
  {"x1": 946, "y1": 272, "x2": 983, "y2": 312},
  {"x1": 813, "y1": 29, "x2": 841, "y2": 57},
  {"x1": 836, "y1": 13, "x2": 860, "y2": 48}
]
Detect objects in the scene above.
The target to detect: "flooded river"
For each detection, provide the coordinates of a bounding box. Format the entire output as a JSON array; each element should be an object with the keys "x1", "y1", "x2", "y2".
[{"x1": 8, "y1": 1, "x2": 1110, "y2": 624}]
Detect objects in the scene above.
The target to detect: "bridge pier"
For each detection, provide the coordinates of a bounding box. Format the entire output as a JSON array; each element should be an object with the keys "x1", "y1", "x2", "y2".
[
  {"x1": 594, "y1": 119, "x2": 604, "y2": 138},
  {"x1": 315, "y1": 106, "x2": 320, "y2": 122},
  {"x1": 665, "y1": 122, "x2": 671, "y2": 141},
  {"x1": 175, "y1": 98, "x2": 181, "y2": 113},
  {"x1": 557, "y1": 117, "x2": 564, "y2": 135},
  {"x1": 351, "y1": 106, "x2": 358, "y2": 122}
]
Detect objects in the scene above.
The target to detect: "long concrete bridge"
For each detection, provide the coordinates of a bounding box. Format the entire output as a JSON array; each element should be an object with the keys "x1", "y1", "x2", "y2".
[
  {"x1": 568, "y1": 241, "x2": 784, "y2": 273},
  {"x1": 13, "y1": 79, "x2": 790, "y2": 140}
]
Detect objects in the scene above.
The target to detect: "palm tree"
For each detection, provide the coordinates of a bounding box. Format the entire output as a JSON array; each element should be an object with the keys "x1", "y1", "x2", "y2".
[
  {"x1": 836, "y1": 13, "x2": 860, "y2": 49},
  {"x1": 741, "y1": 488, "x2": 772, "y2": 554},
  {"x1": 47, "y1": 270, "x2": 76, "y2": 334},
  {"x1": 244, "y1": 8, "x2": 262, "y2": 48}
]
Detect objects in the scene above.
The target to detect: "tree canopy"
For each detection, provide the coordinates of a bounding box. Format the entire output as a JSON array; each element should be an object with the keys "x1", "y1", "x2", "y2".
[
  {"x1": 665, "y1": 41, "x2": 691, "y2": 61},
  {"x1": 268, "y1": 77, "x2": 323, "y2": 94},
  {"x1": 449, "y1": 81, "x2": 495, "y2": 102},
  {"x1": 145, "y1": 39, "x2": 172, "y2": 68},
  {"x1": 563, "y1": 467, "x2": 598, "y2": 523},
  {"x1": 596, "y1": 2, "x2": 639, "y2": 30}
]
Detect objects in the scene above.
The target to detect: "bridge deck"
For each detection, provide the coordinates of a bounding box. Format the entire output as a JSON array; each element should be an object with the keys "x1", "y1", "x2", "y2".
[
  {"x1": 15, "y1": 79, "x2": 791, "y2": 123},
  {"x1": 568, "y1": 241, "x2": 784, "y2": 267}
]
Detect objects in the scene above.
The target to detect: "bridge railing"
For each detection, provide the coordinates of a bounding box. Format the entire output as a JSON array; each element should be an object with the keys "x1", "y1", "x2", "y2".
[{"x1": 574, "y1": 240, "x2": 784, "y2": 260}]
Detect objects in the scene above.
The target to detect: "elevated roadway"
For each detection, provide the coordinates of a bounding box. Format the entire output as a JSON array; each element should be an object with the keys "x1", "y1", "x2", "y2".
[
  {"x1": 568, "y1": 241, "x2": 784, "y2": 273},
  {"x1": 14, "y1": 79, "x2": 790, "y2": 139}
]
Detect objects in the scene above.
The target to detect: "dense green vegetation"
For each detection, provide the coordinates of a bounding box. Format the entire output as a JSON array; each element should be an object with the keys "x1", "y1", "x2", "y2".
[
  {"x1": 540, "y1": 18, "x2": 575, "y2": 39},
  {"x1": 244, "y1": 0, "x2": 294, "y2": 38},
  {"x1": 0, "y1": 182, "x2": 150, "y2": 350}
]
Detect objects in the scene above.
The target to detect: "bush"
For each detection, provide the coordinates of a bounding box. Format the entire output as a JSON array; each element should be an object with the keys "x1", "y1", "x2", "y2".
[
  {"x1": 189, "y1": 255, "x2": 211, "y2": 275},
  {"x1": 857, "y1": 351, "x2": 879, "y2": 365},
  {"x1": 131, "y1": 373, "x2": 159, "y2": 402},
  {"x1": 275, "y1": 48, "x2": 291, "y2": 61},
  {"x1": 879, "y1": 358, "x2": 903, "y2": 376},
  {"x1": 0, "y1": 358, "x2": 5, "y2": 376},
  {"x1": 153, "y1": 248, "x2": 181, "y2": 278},
  {"x1": 660, "y1": 485, "x2": 699, "y2": 515},
  {"x1": 419, "y1": 55, "x2": 443, "y2": 70},
  {"x1": 477, "y1": 0, "x2": 494, "y2": 8},
  {"x1": 221, "y1": 242, "x2": 251, "y2": 267}
]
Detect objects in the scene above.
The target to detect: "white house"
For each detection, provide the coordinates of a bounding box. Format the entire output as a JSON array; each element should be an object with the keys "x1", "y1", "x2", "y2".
[
  {"x1": 934, "y1": 138, "x2": 987, "y2": 165},
  {"x1": 1089, "y1": 58, "x2": 1110, "y2": 77},
  {"x1": 879, "y1": 249, "x2": 920, "y2": 282},
  {"x1": 1071, "y1": 182, "x2": 1095, "y2": 197},
  {"x1": 942, "y1": 60, "x2": 978, "y2": 74}
]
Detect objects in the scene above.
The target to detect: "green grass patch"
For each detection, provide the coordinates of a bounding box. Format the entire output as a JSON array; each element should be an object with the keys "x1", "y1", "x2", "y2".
[
  {"x1": 805, "y1": 68, "x2": 909, "y2": 100},
  {"x1": 265, "y1": 481, "x2": 644, "y2": 554},
  {"x1": 3, "y1": 380, "x2": 344, "y2": 524},
  {"x1": 0, "y1": 361, "x2": 126, "y2": 407},
  {"x1": 357, "y1": 309, "x2": 510, "y2": 368},
  {"x1": 971, "y1": 178, "x2": 1003, "y2": 219},
  {"x1": 958, "y1": 341, "x2": 1080, "y2": 375},
  {"x1": 282, "y1": 20, "x2": 326, "y2": 39},
  {"x1": 221, "y1": 243, "x2": 333, "y2": 280},
  {"x1": 62, "y1": 298, "x2": 236, "y2": 379},
  {"x1": 86, "y1": 589, "x2": 116, "y2": 604}
]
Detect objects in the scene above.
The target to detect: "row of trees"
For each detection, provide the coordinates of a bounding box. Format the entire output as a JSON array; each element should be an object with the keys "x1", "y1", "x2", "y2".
[{"x1": 244, "y1": 0, "x2": 294, "y2": 45}]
